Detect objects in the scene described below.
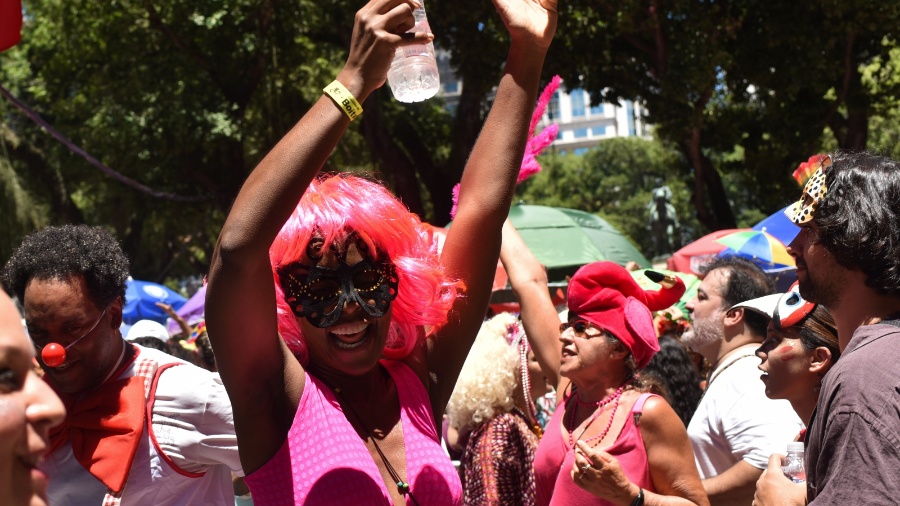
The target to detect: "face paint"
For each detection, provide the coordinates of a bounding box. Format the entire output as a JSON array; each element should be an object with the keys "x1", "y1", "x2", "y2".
[
  {"x1": 777, "y1": 343, "x2": 795, "y2": 360},
  {"x1": 278, "y1": 249, "x2": 399, "y2": 329}
]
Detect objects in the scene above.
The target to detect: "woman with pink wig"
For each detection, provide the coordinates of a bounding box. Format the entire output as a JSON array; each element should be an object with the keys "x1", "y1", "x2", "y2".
[{"x1": 205, "y1": 0, "x2": 558, "y2": 504}]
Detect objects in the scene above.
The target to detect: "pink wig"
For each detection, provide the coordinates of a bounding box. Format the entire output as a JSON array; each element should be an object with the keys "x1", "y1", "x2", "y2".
[{"x1": 269, "y1": 173, "x2": 464, "y2": 365}]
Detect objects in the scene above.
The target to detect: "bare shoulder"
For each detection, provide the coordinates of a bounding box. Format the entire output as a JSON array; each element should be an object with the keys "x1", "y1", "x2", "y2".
[{"x1": 636, "y1": 394, "x2": 684, "y2": 435}]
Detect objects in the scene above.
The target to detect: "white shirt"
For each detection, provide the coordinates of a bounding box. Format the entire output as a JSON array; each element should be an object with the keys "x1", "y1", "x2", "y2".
[
  {"x1": 687, "y1": 344, "x2": 803, "y2": 478},
  {"x1": 41, "y1": 346, "x2": 242, "y2": 505}
]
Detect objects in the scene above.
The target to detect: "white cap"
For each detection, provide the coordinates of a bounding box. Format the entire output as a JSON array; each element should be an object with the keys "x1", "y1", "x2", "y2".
[
  {"x1": 730, "y1": 294, "x2": 783, "y2": 319},
  {"x1": 125, "y1": 320, "x2": 170, "y2": 344},
  {"x1": 786, "y1": 441, "x2": 805, "y2": 452},
  {"x1": 731, "y1": 282, "x2": 816, "y2": 329}
]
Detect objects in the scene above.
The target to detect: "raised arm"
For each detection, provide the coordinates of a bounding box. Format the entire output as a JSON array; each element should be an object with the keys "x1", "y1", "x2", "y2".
[
  {"x1": 156, "y1": 302, "x2": 191, "y2": 339},
  {"x1": 427, "y1": 0, "x2": 558, "y2": 414},
  {"x1": 205, "y1": 0, "x2": 429, "y2": 473},
  {"x1": 499, "y1": 219, "x2": 563, "y2": 389}
]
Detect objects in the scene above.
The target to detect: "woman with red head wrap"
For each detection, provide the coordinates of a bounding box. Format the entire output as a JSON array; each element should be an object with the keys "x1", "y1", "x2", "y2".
[
  {"x1": 500, "y1": 223, "x2": 709, "y2": 506},
  {"x1": 206, "y1": 0, "x2": 558, "y2": 504}
]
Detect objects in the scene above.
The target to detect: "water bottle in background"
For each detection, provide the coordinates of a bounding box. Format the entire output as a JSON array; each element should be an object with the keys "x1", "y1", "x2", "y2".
[
  {"x1": 781, "y1": 442, "x2": 806, "y2": 483},
  {"x1": 387, "y1": 1, "x2": 440, "y2": 103}
]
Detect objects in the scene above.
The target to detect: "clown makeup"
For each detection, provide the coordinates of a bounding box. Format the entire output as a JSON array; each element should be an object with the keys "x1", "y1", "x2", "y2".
[{"x1": 277, "y1": 236, "x2": 399, "y2": 328}]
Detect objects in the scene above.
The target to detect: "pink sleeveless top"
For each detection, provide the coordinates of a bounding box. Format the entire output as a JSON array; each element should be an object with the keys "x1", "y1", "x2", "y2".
[
  {"x1": 244, "y1": 359, "x2": 462, "y2": 505},
  {"x1": 533, "y1": 393, "x2": 657, "y2": 506}
]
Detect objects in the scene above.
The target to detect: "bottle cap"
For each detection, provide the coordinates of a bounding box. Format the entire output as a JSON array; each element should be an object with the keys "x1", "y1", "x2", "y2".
[{"x1": 786, "y1": 441, "x2": 805, "y2": 452}]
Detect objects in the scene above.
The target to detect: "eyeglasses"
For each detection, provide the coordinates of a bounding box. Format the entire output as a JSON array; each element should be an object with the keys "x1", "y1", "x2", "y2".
[{"x1": 559, "y1": 319, "x2": 604, "y2": 338}]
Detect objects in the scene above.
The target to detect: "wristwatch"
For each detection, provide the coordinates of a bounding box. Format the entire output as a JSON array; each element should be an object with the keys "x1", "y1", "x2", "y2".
[{"x1": 630, "y1": 487, "x2": 644, "y2": 506}]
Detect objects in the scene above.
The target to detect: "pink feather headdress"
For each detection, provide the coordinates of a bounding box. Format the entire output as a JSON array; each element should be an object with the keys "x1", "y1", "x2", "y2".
[{"x1": 450, "y1": 75, "x2": 561, "y2": 219}]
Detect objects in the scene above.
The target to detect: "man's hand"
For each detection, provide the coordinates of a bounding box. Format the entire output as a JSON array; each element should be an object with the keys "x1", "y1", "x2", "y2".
[{"x1": 753, "y1": 453, "x2": 806, "y2": 506}]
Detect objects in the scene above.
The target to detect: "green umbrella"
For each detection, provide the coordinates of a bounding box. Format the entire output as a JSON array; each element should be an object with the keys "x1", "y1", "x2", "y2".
[{"x1": 507, "y1": 204, "x2": 652, "y2": 282}]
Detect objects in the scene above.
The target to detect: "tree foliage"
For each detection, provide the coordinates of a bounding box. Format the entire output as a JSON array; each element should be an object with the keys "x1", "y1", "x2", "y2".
[
  {"x1": 517, "y1": 137, "x2": 702, "y2": 258},
  {"x1": 544, "y1": 0, "x2": 900, "y2": 230},
  {"x1": 0, "y1": 0, "x2": 480, "y2": 281},
  {"x1": 3, "y1": 0, "x2": 900, "y2": 282}
]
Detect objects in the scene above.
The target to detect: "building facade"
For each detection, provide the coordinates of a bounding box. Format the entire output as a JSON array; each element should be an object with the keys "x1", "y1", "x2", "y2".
[{"x1": 436, "y1": 50, "x2": 651, "y2": 155}]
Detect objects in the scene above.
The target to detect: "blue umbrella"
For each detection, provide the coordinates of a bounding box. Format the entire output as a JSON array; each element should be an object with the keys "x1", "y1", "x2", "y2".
[
  {"x1": 752, "y1": 206, "x2": 800, "y2": 247},
  {"x1": 123, "y1": 279, "x2": 187, "y2": 325}
]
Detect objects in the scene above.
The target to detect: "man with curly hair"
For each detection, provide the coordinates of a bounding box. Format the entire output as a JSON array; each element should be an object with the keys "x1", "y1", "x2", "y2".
[
  {"x1": 2, "y1": 225, "x2": 242, "y2": 505},
  {"x1": 754, "y1": 151, "x2": 900, "y2": 506}
]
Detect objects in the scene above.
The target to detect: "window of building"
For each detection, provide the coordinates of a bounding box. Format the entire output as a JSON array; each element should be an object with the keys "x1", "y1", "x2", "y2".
[
  {"x1": 589, "y1": 94, "x2": 604, "y2": 116},
  {"x1": 444, "y1": 81, "x2": 459, "y2": 94},
  {"x1": 574, "y1": 147, "x2": 590, "y2": 156},
  {"x1": 592, "y1": 125, "x2": 607, "y2": 136},
  {"x1": 548, "y1": 91, "x2": 560, "y2": 121},
  {"x1": 626, "y1": 100, "x2": 636, "y2": 136},
  {"x1": 571, "y1": 89, "x2": 586, "y2": 118},
  {"x1": 573, "y1": 127, "x2": 589, "y2": 138}
]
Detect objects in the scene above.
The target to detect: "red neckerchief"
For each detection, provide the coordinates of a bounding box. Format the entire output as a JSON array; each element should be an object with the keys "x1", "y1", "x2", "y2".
[{"x1": 47, "y1": 345, "x2": 144, "y2": 493}]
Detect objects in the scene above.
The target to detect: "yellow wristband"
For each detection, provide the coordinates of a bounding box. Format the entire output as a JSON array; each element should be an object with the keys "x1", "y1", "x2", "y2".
[{"x1": 323, "y1": 80, "x2": 363, "y2": 121}]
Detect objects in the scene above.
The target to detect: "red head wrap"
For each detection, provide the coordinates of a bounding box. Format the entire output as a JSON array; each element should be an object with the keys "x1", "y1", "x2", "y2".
[{"x1": 567, "y1": 262, "x2": 686, "y2": 368}]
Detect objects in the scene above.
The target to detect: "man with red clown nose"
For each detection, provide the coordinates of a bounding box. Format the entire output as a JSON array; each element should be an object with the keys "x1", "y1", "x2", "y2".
[
  {"x1": 2, "y1": 225, "x2": 242, "y2": 505},
  {"x1": 530, "y1": 261, "x2": 710, "y2": 506}
]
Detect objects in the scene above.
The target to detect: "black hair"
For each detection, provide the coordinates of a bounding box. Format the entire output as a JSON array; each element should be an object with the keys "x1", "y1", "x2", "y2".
[
  {"x1": 699, "y1": 256, "x2": 776, "y2": 337},
  {"x1": 797, "y1": 305, "x2": 840, "y2": 361},
  {"x1": 642, "y1": 335, "x2": 703, "y2": 426},
  {"x1": 1, "y1": 225, "x2": 129, "y2": 309},
  {"x1": 130, "y1": 336, "x2": 170, "y2": 353},
  {"x1": 814, "y1": 151, "x2": 900, "y2": 296},
  {"x1": 195, "y1": 331, "x2": 217, "y2": 372}
]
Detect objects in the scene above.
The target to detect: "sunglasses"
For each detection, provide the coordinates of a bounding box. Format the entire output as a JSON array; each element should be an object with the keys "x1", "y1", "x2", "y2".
[{"x1": 559, "y1": 319, "x2": 604, "y2": 338}]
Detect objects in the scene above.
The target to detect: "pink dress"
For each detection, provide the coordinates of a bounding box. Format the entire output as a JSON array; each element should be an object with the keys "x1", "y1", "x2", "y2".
[
  {"x1": 533, "y1": 393, "x2": 657, "y2": 506},
  {"x1": 244, "y1": 360, "x2": 462, "y2": 505}
]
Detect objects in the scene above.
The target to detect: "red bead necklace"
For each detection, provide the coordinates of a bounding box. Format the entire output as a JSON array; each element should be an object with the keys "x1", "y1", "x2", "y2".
[{"x1": 566, "y1": 382, "x2": 628, "y2": 448}]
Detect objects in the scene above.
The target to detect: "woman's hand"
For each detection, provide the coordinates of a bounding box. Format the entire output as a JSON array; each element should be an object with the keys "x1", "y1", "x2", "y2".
[
  {"x1": 572, "y1": 441, "x2": 641, "y2": 506},
  {"x1": 491, "y1": 0, "x2": 558, "y2": 50},
  {"x1": 340, "y1": 0, "x2": 434, "y2": 98}
]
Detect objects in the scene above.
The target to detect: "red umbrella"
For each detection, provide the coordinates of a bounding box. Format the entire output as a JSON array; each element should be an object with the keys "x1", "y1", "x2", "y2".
[
  {"x1": 1, "y1": 0, "x2": 23, "y2": 52},
  {"x1": 667, "y1": 228, "x2": 748, "y2": 275}
]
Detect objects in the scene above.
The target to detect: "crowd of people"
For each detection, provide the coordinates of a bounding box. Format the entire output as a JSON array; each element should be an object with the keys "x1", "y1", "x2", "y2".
[{"x1": 1, "y1": 0, "x2": 899, "y2": 505}]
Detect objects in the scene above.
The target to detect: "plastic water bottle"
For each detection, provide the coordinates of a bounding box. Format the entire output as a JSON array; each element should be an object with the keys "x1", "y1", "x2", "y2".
[
  {"x1": 781, "y1": 442, "x2": 806, "y2": 483},
  {"x1": 387, "y1": 1, "x2": 440, "y2": 103}
]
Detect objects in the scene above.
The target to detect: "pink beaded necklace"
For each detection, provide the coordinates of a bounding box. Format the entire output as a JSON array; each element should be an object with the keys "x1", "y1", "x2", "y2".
[{"x1": 566, "y1": 381, "x2": 629, "y2": 448}]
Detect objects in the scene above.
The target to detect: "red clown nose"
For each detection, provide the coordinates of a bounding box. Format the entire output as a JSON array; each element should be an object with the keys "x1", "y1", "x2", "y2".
[
  {"x1": 41, "y1": 342, "x2": 67, "y2": 367},
  {"x1": 37, "y1": 307, "x2": 109, "y2": 368}
]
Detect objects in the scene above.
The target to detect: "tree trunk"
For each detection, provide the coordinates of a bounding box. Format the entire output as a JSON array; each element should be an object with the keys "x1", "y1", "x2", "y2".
[
  {"x1": 359, "y1": 94, "x2": 426, "y2": 218},
  {"x1": 684, "y1": 127, "x2": 736, "y2": 231}
]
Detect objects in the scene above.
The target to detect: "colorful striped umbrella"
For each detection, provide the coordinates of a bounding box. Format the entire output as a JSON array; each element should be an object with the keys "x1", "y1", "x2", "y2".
[{"x1": 716, "y1": 230, "x2": 794, "y2": 268}]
